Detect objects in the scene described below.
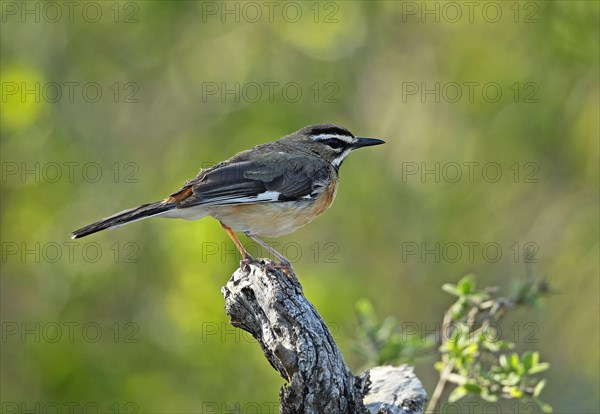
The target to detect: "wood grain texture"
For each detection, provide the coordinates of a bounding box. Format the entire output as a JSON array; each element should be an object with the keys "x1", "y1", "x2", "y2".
[{"x1": 221, "y1": 260, "x2": 427, "y2": 414}]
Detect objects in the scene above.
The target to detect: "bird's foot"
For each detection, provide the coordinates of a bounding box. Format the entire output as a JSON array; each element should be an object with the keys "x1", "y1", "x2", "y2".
[
  {"x1": 265, "y1": 260, "x2": 297, "y2": 280},
  {"x1": 240, "y1": 253, "x2": 255, "y2": 271}
]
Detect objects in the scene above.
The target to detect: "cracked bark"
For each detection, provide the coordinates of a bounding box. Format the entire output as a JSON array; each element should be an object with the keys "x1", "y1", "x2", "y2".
[{"x1": 221, "y1": 260, "x2": 428, "y2": 414}]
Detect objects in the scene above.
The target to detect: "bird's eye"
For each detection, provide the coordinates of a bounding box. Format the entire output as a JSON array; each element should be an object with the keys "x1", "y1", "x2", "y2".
[{"x1": 325, "y1": 139, "x2": 344, "y2": 150}]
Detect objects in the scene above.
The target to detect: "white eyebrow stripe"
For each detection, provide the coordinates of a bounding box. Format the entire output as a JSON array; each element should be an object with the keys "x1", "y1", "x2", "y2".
[{"x1": 310, "y1": 133, "x2": 355, "y2": 144}]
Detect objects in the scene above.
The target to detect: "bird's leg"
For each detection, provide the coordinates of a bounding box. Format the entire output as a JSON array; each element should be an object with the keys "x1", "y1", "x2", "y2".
[
  {"x1": 220, "y1": 222, "x2": 254, "y2": 269},
  {"x1": 244, "y1": 232, "x2": 296, "y2": 279}
]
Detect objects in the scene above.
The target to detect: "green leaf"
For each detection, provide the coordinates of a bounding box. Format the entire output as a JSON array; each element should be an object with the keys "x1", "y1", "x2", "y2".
[
  {"x1": 522, "y1": 351, "x2": 533, "y2": 370},
  {"x1": 529, "y1": 362, "x2": 550, "y2": 374},
  {"x1": 442, "y1": 283, "x2": 461, "y2": 297},
  {"x1": 510, "y1": 353, "x2": 520, "y2": 370},
  {"x1": 504, "y1": 372, "x2": 521, "y2": 386},
  {"x1": 448, "y1": 386, "x2": 468, "y2": 402},
  {"x1": 534, "y1": 379, "x2": 547, "y2": 397},
  {"x1": 463, "y1": 382, "x2": 482, "y2": 393},
  {"x1": 450, "y1": 302, "x2": 466, "y2": 320},
  {"x1": 499, "y1": 354, "x2": 509, "y2": 369},
  {"x1": 531, "y1": 351, "x2": 540, "y2": 366},
  {"x1": 484, "y1": 339, "x2": 513, "y2": 352},
  {"x1": 457, "y1": 275, "x2": 475, "y2": 295},
  {"x1": 480, "y1": 388, "x2": 498, "y2": 402},
  {"x1": 535, "y1": 399, "x2": 553, "y2": 413},
  {"x1": 508, "y1": 387, "x2": 523, "y2": 398},
  {"x1": 463, "y1": 343, "x2": 479, "y2": 357}
]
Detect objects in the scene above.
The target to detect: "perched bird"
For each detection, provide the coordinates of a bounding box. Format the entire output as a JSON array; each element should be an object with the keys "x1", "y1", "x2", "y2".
[{"x1": 71, "y1": 124, "x2": 384, "y2": 274}]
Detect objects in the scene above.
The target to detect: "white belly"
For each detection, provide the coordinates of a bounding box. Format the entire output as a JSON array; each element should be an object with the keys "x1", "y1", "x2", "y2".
[{"x1": 205, "y1": 201, "x2": 320, "y2": 237}]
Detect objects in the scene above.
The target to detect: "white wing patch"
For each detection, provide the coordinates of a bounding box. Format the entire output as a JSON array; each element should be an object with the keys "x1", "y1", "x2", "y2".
[
  {"x1": 198, "y1": 190, "x2": 282, "y2": 206},
  {"x1": 252, "y1": 191, "x2": 281, "y2": 201}
]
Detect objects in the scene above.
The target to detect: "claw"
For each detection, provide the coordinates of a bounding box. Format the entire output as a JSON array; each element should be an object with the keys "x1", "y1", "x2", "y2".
[
  {"x1": 240, "y1": 255, "x2": 254, "y2": 271},
  {"x1": 265, "y1": 260, "x2": 297, "y2": 280}
]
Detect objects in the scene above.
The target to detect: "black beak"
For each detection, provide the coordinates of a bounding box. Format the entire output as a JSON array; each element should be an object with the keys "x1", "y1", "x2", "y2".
[{"x1": 352, "y1": 137, "x2": 386, "y2": 149}]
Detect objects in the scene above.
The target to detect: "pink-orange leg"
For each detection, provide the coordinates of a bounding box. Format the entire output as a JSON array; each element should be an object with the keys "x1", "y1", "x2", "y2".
[
  {"x1": 220, "y1": 222, "x2": 296, "y2": 279},
  {"x1": 245, "y1": 232, "x2": 296, "y2": 279},
  {"x1": 220, "y1": 222, "x2": 253, "y2": 264}
]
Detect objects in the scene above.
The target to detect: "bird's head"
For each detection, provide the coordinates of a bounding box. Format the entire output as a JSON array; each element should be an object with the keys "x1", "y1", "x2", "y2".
[{"x1": 284, "y1": 124, "x2": 385, "y2": 168}]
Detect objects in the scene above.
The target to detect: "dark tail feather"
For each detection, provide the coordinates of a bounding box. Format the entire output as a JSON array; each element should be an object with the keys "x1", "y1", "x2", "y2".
[{"x1": 71, "y1": 201, "x2": 171, "y2": 239}]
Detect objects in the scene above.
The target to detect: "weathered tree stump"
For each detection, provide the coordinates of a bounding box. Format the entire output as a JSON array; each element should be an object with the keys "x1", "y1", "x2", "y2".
[{"x1": 222, "y1": 259, "x2": 428, "y2": 414}]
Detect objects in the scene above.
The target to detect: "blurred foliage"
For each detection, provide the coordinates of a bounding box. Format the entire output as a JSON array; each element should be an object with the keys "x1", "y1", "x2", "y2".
[
  {"x1": 1, "y1": 1, "x2": 598, "y2": 413},
  {"x1": 353, "y1": 298, "x2": 435, "y2": 367},
  {"x1": 354, "y1": 273, "x2": 552, "y2": 412}
]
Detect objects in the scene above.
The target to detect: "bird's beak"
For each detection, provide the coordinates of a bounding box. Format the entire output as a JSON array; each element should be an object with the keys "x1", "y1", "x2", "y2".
[{"x1": 352, "y1": 137, "x2": 386, "y2": 149}]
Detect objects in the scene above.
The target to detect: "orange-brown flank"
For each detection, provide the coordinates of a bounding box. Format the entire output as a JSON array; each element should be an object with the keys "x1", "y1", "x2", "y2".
[{"x1": 205, "y1": 180, "x2": 338, "y2": 237}]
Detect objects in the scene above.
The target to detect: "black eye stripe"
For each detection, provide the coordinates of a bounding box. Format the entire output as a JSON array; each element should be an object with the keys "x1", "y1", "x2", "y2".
[{"x1": 324, "y1": 138, "x2": 345, "y2": 150}]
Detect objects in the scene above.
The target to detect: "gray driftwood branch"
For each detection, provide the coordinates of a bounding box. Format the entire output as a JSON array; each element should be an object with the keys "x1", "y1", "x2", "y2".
[{"x1": 221, "y1": 259, "x2": 428, "y2": 414}]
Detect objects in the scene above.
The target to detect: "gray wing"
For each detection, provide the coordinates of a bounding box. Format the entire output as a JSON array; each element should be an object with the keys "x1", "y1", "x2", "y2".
[{"x1": 173, "y1": 153, "x2": 332, "y2": 208}]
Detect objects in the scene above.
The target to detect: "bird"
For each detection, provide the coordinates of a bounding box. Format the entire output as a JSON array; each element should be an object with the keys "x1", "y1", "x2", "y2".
[{"x1": 71, "y1": 124, "x2": 385, "y2": 275}]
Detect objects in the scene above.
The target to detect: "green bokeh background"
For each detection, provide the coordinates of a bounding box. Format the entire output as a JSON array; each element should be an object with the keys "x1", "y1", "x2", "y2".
[{"x1": 1, "y1": 1, "x2": 598, "y2": 413}]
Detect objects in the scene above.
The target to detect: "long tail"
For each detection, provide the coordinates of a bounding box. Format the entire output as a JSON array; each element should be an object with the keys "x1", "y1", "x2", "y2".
[{"x1": 71, "y1": 201, "x2": 171, "y2": 239}]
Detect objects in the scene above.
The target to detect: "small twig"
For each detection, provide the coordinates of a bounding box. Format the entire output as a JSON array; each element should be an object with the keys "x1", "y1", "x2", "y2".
[
  {"x1": 426, "y1": 306, "x2": 455, "y2": 413},
  {"x1": 426, "y1": 360, "x2": 454, "y2": 413}
]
